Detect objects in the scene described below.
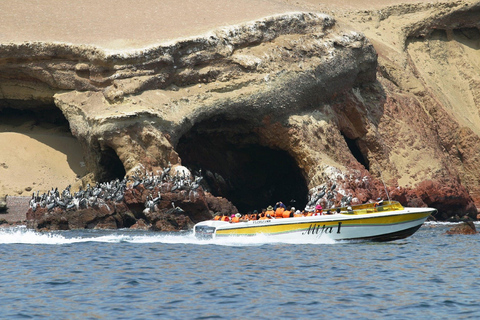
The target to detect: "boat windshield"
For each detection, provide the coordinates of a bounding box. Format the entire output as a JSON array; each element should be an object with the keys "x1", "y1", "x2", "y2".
[{"x1": 341, "y1": 201, "x2": 404, "y2": 215}]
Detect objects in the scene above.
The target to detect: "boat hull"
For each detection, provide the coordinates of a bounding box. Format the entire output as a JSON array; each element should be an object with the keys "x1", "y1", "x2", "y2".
[{"x1": 193, "y1": 207, "x2": 435, "y2": 242}]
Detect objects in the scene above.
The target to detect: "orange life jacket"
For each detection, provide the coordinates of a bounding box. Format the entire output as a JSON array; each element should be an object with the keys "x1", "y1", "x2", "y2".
[
  {"x1": 275, "y1": 207, "x2": 285, "y2": 218},
  {"x1": 306, "y1": 212, "x2": 314, "y2": 217},
  {"x1": 294, "y1": 212, "x2": 304, "y2": 217},
  {"x1": 282, "y1": 210, "x2": 292, "y2": 218},
  {"x1": 221, "y1": 216, "x2": 230, "y2": 222},
  {"x1": 250, "y1": 214, "x2": 257, "y2": 220},
  {"x1": 231, "y1": 216, "x2": 240, "y2": 223},
  {"x1": 265, "y1": 210, "x2": 274, "y2": 217},
  {"x1": 214, "y1": 216, "x2": 221, "y2": 220}
]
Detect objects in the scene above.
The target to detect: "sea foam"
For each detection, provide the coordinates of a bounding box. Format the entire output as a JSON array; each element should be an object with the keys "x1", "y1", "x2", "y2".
[{"x1": 0, "y1": 226, "x2": 336, "y2": 246}]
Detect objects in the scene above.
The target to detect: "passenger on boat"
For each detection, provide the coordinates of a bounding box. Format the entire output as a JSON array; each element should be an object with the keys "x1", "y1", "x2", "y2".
[
  {"x1": 274, "y1": 201, "x2": 286, "y2": 210},
  {"x1": 315, "y1": 204, "x2": 323, "y2": 215},
  {"x1": 293, "y1": 208, "x2": 304, "y2": 217},
  {"x1": 213, "y1": 214, "x2": 221, "y2": 220},
  {"x1": 274, "y1": 201, "x2": 286, "y2": 216},
  {"x1": 374, "y1": 198, "x2": 384, "y2": 210},
  {"x1": 221, "y1": 213, "x2": 230, "y2": 222},
  {"x1": 347, "y1": 206, "x2": 353, "y2": 213},
  {"x1": 326, "y1": 209, "x2": 332, "y2": 215},
  {"x1": 305, "y1": 206, "x2": 314, "y2": 216},
  {"x1": 250, "y1": 210, "x2": 258, "y2": 220},
  {"x1": 231, "y1": 213, "x2": 243, "y2": 223},
  {"x1": 259, "y1": 211, "x2": 269, "y2": 220},
  {"x1": 282, "y1": 206, "x2": 293, "y2": 218},
  {"x1": 275, "y1": 205, "x2": 285, "y2": 218},
  {"x1": 266, "y1": 206, "x2": 275, "y2": 218}
]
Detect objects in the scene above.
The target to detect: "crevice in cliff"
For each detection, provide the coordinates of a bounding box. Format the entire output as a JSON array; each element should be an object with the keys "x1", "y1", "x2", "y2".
[
  {"x1": 176, "y1": 116, "x2": 308, "y2": 212},
  {"x1": 97, "y1": 146, "x2": 126, "y2": 182},
  {"x1": 406, "y1": 25, "x2": 480, "y2": 48},
  {"x1": 0, "y1": 102, "x2": 70, "y2": 130},
  {"x1": 342, "y1": 132, "x2": 370, "y2": 170}
]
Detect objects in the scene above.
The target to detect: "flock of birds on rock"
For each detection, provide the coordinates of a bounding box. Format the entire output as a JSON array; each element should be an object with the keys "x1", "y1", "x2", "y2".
[
  {"x1": 129, "y1": 165, "x2": 204, "y2": 194},
  {"x1": 29, "y1": 178, "x2": 128, "y2": 213},
  {"x1": 29, "y1": 164, "x2": 205, "y2": 214},
  {"x1": 28, "y1": 159, "x2": 354, "y2": 215},
  {"x1": 306, "y1": 183, "x2": 353, "y2": 210},
  {"x1": 129, "y1": 165, "x2": 205, "y2": 214}
]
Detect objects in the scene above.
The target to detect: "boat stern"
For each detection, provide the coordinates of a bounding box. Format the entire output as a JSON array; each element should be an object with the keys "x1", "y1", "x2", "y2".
[{"x1": 193, "y1": 221, "x2": 220, "y2": 239}]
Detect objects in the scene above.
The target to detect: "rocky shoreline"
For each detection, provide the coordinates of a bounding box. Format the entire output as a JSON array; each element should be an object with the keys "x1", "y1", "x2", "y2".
[
  {"x1": 21, "y1": 166, "x2": 237, "y2": 231},
  {"x1": 1, "y1": 167, "x2": 477, "y2": 232}
]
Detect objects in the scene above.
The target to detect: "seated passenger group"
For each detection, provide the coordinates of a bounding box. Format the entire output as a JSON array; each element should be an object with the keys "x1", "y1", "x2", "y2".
[{"x1": 213, "y1": 201, "x2": 333, "y2": 223}]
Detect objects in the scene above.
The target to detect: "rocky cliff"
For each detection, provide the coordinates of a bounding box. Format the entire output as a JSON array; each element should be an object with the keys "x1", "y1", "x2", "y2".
[
  {"x1": 338, "y1": 0, "x2": 480, "y2": 218},
  {"x1": 2, "y1": 2, "x2": 480, "y2": 224}
]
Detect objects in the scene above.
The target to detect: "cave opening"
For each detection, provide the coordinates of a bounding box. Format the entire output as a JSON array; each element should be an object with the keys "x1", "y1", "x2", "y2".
[
  {"x1": 0, "y1": 104, "x2": 71, "y2": 130},
  {"x1": 176, "y1": 117, "x2": 309, "y2": 213},
  {"x1": 98, "y1": 146, "x2": 126, "y2": 182},
  {"x1": 342, "y1": 133, "x2": 370, "y2": 170}
]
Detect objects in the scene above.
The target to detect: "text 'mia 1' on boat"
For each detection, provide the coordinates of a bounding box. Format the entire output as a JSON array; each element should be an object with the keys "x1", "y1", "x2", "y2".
[{"x1": 193, "y1": 201, "x2": 437, "y2": 242}]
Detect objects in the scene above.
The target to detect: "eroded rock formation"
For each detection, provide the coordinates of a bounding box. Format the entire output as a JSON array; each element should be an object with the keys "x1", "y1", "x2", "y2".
[{"x1": 2, "y1": 4, "x2": 480, "y2": 224}]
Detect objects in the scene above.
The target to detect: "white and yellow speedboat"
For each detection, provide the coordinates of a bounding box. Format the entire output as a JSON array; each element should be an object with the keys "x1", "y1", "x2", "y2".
[{"x1": 193, "y1": 201, "x2": 436, "y2": 242}]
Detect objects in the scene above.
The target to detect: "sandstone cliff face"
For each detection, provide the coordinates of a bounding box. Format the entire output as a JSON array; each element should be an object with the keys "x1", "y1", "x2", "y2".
[
  {"x1": 336, "y1": 0, "x2": 480, "y2": 217},
  {"x1": 1, "y1": 6, "x2": 479, "y2": 221}
]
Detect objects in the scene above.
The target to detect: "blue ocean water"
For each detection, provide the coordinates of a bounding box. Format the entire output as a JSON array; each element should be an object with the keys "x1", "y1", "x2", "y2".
[{"x1": 0, "y1": 223, "x2": 478, "y2": 319}]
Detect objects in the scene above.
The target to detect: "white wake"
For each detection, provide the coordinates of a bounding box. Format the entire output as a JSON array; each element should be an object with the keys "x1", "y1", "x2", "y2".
[{"x1": 0, "y1": 226, "x2": 336, "y2": 246}]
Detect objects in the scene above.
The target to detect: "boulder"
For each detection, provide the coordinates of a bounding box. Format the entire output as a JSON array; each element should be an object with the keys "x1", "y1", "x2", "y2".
[
  {"x1": 130, "y1": 219, "x2": 151, "y2": 230},
  {"x1": 94, "y1": 216, "x2": 118, "y2": 229},
  {"x1": 446, "y1": 221, "x2": 477, "y2": 235}
]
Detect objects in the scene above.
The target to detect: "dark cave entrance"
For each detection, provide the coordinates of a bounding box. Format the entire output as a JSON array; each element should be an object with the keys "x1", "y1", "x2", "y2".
[
  {"x1": 0, "y1": 104, "x2": 71, "y2": 130},
  {"x1": 176, "y1": 117, "x2": 308, "y2": 213},
  {"x1": 342, "y1": 133, "x2": 370, "y2": 170},
  {"x1": 98, "y1": 146, "x2": 126, "y2": 182}
]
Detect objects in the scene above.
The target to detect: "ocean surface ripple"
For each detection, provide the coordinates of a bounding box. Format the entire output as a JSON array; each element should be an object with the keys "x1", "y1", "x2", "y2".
[{"x1": 0, "y1": 223, "x2": 478, "y2": 319}]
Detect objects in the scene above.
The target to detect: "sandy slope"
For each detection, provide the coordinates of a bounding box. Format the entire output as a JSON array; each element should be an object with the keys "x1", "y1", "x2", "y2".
[
  {"x1": 0, "y1": 125, "x2": 86, "y2": 196},
  {"x1": 0, "y1": 0, "x2": 301, "y2": 49},
  {"x1": 0, "y1": 0, "x2": 446, "y2": 49}
]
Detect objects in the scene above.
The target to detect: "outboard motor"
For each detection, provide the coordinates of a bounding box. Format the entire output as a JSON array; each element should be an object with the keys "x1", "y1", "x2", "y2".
[{"x1": 194, "y1": 225, "x2": 216, "y2": 239}]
